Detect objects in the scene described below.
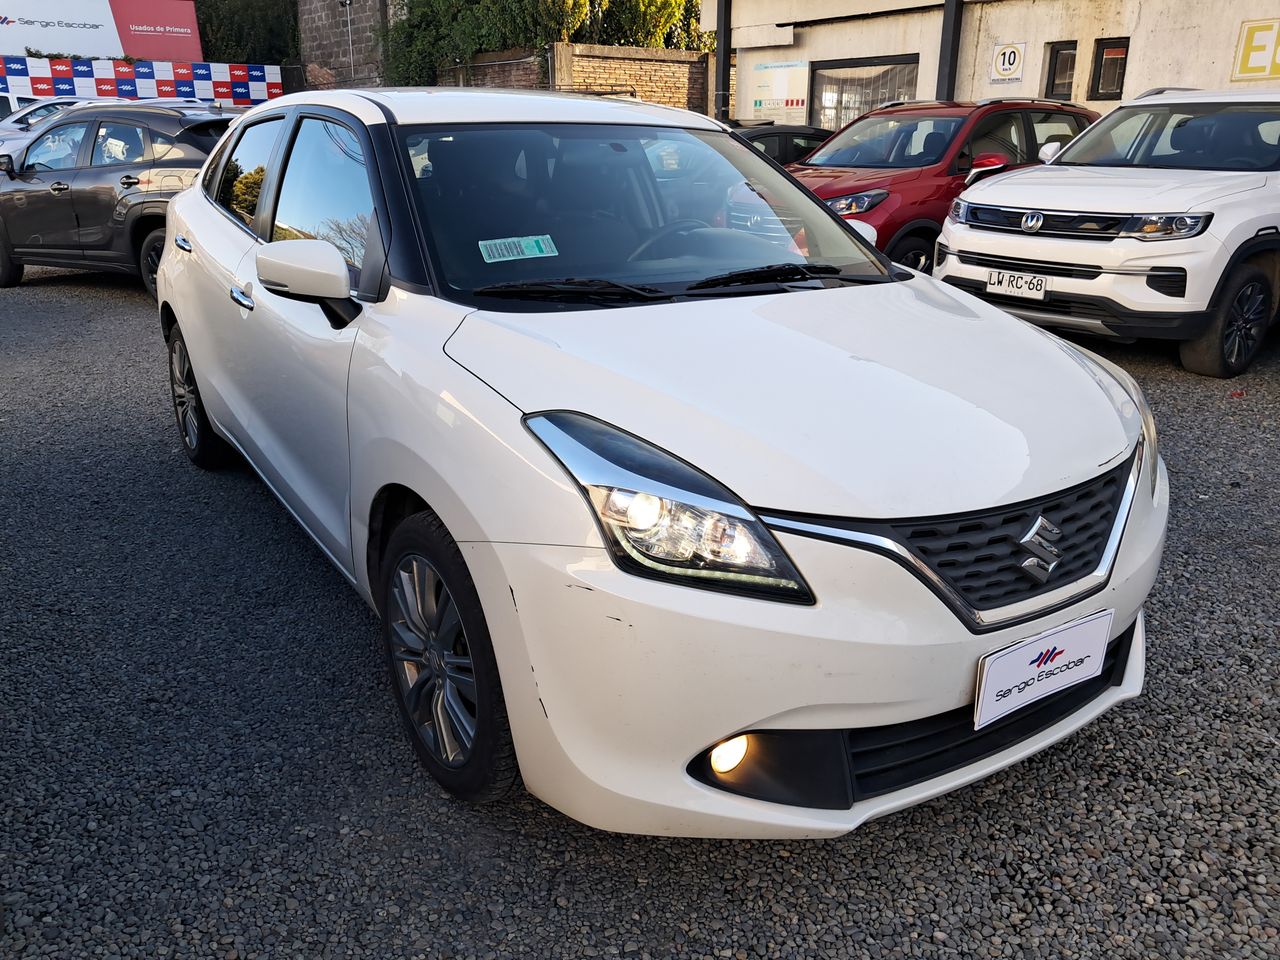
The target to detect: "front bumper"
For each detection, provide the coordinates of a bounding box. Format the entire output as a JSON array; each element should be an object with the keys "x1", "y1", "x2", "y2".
[
  {"x1": 934, "y1": 221, "x2": 1224, "y2": 339},
  {"x1": 462, "y1": 459, "x2": 1169, "y2": 838}
]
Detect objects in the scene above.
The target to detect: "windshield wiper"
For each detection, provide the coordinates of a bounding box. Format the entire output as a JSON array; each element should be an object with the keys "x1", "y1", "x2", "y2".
[
  {"x1": 684, "y1": 262, "x2": 885, "y2": 292},
  {"x1": 471, "y1": 277, "x2": 670, "y2": 302}
]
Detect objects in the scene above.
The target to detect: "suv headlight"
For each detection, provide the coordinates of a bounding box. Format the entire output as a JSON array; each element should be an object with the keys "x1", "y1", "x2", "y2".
[
  {"x1": 948, "y1": 199, "x2": 969, "y2": 223},
  {"x1": 826, "y1": 189, "x2": 887, "y2": 216},
  {"x1": 526, "y1": 411, "x2": 813, "y2": 603},
  {"x1": 1120, "y1": 213, "x2": 1211, "y2": 240}
]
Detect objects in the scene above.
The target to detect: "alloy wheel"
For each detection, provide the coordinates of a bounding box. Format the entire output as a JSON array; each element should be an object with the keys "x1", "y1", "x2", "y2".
[
  {"x1": 1225, "y1": 281, "x2": 1268, "y2": 369},
  {"x1": 169, "y1": 338, "x2": 201, "y2": 450},
  {"x1": 388, "y1": 554, "x2": 479, "y2": 768}
]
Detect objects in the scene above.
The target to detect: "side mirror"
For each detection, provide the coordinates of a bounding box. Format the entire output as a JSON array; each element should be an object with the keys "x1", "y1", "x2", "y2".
[
  {"x1": 1038, "y1": 141, "x2": 1063, "y2": 164},
  {"x1": 0, "y1": 154, "x2": 14, "y2": 178},
  {"x1": 846, "y1": 218, "x2": 878, "y2": 246},
  {"x1": 965, "y1": 151, "x2": 1009, "y2": 186},
  {"x1": 256, "y1": 239, "x2": 359, "y2": 328}
]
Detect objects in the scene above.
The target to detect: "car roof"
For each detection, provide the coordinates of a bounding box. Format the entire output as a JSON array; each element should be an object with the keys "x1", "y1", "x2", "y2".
[
  {"x1": 1123, "y1": 87, "x2": 1280, "y2": 106},
  {"x1": 871, "y1": 98, "x2": 1088, "y2": 117},
  {"x1": 242, "y1": 87, "x2": 725, "y2": 130}
]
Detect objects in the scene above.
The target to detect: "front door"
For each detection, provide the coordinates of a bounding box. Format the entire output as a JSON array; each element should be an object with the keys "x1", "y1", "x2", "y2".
[
  {"x1": 0, "y1": 120, "x2": 90, "y2": 257},
  {"x1": 232, "y1": 115, "x2": 377, "y2": 570},
  {"x1": 74, "y1": 118, "x2": 153, "y2": 263}
]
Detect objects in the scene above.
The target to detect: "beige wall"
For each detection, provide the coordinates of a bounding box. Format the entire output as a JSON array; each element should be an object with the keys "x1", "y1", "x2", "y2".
[{"x1": 706, "y1": 0, "x2": 1280, "y2": 121}]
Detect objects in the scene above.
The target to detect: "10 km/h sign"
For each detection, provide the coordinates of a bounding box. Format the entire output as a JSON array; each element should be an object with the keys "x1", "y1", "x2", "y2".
[{"x1": 990, "y1": 43, "x2": 1026, "y2": 84}]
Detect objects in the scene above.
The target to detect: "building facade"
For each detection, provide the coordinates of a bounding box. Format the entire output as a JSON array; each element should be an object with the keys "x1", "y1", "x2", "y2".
[{"x1": 704, "y1": 1, "x2": 1280, "y2": 129}]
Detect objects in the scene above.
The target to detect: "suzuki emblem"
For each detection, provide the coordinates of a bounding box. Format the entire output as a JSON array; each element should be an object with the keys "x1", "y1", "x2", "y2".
[{"x1": 1017, "y1": 515, "x2": 1062, "y2": 583}]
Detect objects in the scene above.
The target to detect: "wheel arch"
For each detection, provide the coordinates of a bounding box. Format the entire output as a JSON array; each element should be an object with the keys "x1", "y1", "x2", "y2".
[
  {"x1": 366, "y1": 482, "x2": 432, "y2": 615},
  {"x1": 128, "y1": 205, "x2": 168, "y2": 258},
  {"x1": 1210, "y1": 234, "x2": 1280, "y2": 312},
  {"x1": 160, "y1": 300, "x2": 178, "y2": 341},
  {"x1": 886, "y1": 218, "x2": 942, "y2": 254}
]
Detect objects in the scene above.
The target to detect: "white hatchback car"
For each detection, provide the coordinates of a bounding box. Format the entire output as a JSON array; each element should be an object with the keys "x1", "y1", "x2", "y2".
[
  {"x1": 157, "y1": 89, "x2": 1168, "y2": 838},
  {"x1": 935, "y1": 89, "x2": 1280, "y2": 377}
]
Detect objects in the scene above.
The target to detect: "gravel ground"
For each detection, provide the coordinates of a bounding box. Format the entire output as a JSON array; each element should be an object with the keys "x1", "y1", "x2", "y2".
[{"x1": 1, "y1": 266, "x2": 1277, "y2": 960}]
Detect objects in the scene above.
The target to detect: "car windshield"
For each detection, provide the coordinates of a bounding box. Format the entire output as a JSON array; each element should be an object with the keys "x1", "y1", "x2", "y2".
[
  {"x1": 801, "y1": 114, "x2": 964, "y2": 168},
  {"x1": 400, "y1": 123, "x2": 888, "y2": 309},
  {"x1": 1056, "y1": 103, "x2": 1280, "y2": 171}
]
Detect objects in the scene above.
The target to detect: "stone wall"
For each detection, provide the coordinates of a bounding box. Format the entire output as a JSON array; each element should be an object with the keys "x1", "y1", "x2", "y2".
[
  {"x1": 551, "y1": 43, "x2": 711, "y2": 112},
  {"x1": 297, "y1": 0, "x2": 387, "y2": 87},
  {"x1": 441, "y1": 49, "x2": 545, "y2": 89}
]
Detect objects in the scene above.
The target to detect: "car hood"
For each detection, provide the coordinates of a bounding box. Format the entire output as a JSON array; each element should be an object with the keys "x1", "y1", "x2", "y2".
[
  {"x1": 787, "y1": 164, "x2": 923, "y2": 198},
  {"x1": 965, "y1": 163, "x2": 1268, "y2": 211},
  {"x1": 445, "y1": 280, "x2": 1139, "y2": 518}
]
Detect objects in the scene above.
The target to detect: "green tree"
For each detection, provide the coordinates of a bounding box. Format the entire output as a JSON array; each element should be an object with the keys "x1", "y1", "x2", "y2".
[
  {"x1": 195, "y1": 0, "x2": 300, "y2": 65},
  {"x1": 597, "y1": 0, "x2": 681, "y2": 47}
]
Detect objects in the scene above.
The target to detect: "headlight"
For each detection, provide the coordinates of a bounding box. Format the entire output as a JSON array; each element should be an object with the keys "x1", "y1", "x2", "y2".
[
  {"x1": 1119, "y1": 213, "x2": 1211, "y2": 240},
  {"x1": 948, "y1": 199, "x2": 968, "y2": 223},
  {"x1": 526, "y1": 411, "x2": 813, "y2": 603},
  {"x1": 826, "y1": 189, "x2": 887, "y2": 216}
]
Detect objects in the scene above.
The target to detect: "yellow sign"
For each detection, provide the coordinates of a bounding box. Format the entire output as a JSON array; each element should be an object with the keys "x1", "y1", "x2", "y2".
[{"x1": 1234, "y1": 18, "x2": 1280, "y2": 80}]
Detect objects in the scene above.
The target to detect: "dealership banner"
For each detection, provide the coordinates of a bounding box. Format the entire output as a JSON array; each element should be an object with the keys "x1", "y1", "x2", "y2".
[
  {"x1": 0, "y1": 0, "x2": 203, "y2": 62},
  {"x1": 0, "y1": 56, "x2": 283, "y2": 105}
]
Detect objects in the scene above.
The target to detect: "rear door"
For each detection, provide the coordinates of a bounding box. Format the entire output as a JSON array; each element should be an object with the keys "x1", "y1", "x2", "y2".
[
  {"x1": 0, "y1": 120, "x2": 91, "y2": 257},
  {"x1": 73, "y1": 117, "x2": 153, "y2": 262},
  {"x1": 1025, "y1": 110, "x2": 1091, "y2": 158},
  {"x1": 171, "y1": 114, "x2": 287, "y2": 446}
]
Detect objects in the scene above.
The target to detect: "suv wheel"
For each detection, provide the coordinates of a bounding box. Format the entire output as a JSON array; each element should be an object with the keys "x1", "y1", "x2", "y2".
[
  {"x1": 139, "y1": 227, "x2": 166, "y2": 301},
  {"x1": 1180, "y1": 264, "x2": 1274, "y2": 377},
  {"x1": 887, "y1": 234, "x2": 935, "y2": 273},
  {"x1": 0, "y1": 243, "x2": 23, "y2": 288},
  {"x1": 380, "y1": 510, "x2": 518, "y2": 803}
]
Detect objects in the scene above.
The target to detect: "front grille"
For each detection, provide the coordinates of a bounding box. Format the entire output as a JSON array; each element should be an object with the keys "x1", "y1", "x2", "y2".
[
  {"x1": 890, "y1": 456, "x2": 1132, "y2": 609},
  {"x1": 955, "y1": 250, "x2": 1103, "y2": 280},
  {"x1": 845, "y1": 619, "x2": 1135, "y2": 801},
  {"x1": 966, "y1": 205, "x2": 1130, "y2": 241}
]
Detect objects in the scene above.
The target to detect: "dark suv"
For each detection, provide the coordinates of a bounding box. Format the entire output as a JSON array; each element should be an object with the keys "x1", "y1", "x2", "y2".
[
  {"x1": 0, "y1": 102, "x2": 232, "y2": 298},
  {"x1": 789, "y1": 98, "x2": 1097, "y2": 272}
]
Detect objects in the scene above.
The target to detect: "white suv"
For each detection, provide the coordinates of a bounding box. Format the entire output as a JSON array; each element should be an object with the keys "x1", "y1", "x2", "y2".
[{"x1": 935, "y1": 89, "x2": 1280, "y2": 377}]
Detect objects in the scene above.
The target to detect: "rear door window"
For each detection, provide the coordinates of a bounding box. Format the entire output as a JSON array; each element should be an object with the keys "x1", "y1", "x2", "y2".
[
  {"x1": 91, "y1": 122, "x2": 150, "y2": 166},
  {"x1": 1028, "y1": 111, "x2": 1088, "y2": 154},
  {"x1": 963, "y1": 111, "x2": 1028, "y2": 165},
  {"x1": 213, "y1": 118, "x2": 283, "y2": 227}
]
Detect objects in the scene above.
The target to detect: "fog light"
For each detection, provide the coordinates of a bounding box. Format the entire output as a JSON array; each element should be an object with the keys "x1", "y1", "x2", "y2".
[{"x1": 709, "y1": 735, "x2": 748, "y2": 774}]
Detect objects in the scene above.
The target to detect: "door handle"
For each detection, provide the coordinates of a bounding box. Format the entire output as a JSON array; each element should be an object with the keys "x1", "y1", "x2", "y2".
[
  {"x1": 49, "y1": 181, "x2": 69, "y2": 194},
  {"x1": 174, "y1": 234, "x2": 192, "y2": 253},
  {"x1": 119, "y1": 175, "x2": 140, "y2": 188},
  {"x1": 229, "y1": 286, "x2": 255, "y2": 311}
]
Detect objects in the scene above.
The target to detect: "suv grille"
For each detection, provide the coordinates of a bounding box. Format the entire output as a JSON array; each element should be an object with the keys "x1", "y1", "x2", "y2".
[
  {"x1": 846, "y1": 619, "x2": 1135, "y2": 801},
  {"x1": 966, "y1": 205, "x2": 1130, "y2": 241}
]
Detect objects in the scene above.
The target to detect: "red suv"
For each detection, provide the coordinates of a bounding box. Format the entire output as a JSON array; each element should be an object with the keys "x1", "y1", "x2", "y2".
[{"x1": 788, "y1": 98, "x2": 1098, "y2": 272}]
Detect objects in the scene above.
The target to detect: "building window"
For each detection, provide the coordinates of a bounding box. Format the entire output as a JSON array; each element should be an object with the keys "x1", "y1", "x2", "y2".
[
  {"x1": 809, "y1": 55, "x2": 920, "y2": 131},
  {"x1": 1089, "y1": 38, "x2": 1129, "y2": 100},
  {"x1": 1044, "y1": 42, "x2": 1077, "y2": 100}
]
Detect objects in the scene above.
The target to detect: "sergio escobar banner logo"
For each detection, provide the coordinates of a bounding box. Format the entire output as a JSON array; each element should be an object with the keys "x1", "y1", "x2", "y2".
[{"x1": 995, "y1": 647, "x2": 1093, "y2": 701}]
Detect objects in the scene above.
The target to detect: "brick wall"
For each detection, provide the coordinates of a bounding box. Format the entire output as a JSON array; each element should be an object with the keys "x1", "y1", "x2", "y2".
[
  {"x1": 552, "y1": 43, "x2": 711, "y2": 113},
  {"x1": 441, "y1": 49, "x2": 545, "y2": 89},
  {"x1": 298, "y1": 0, "x2": 387, "y2": 87}
]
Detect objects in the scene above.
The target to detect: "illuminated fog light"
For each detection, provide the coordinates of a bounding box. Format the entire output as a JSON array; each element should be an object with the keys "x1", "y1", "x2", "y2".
[{"x1": 709, "y1": 735, "x2": 749, "y2": 774}]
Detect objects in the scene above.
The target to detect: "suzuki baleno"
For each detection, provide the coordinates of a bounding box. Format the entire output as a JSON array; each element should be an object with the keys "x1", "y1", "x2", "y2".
[{"x1": 157, "y1": 90, "x2": 1168, "y2": 838}]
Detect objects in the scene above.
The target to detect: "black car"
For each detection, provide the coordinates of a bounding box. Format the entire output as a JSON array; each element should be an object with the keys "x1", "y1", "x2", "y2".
[
  {"x1": 0, "y1": 102, "x2": 233, "y2": 298},
  {"x1": 730, "y1": 120, "x2": 833, "y2": 164}
]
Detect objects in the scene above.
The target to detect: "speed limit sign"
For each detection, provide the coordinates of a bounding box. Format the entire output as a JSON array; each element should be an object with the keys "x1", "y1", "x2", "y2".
[{"x1": 990, "y1": 43, "x2": 1026, "y2": 83}]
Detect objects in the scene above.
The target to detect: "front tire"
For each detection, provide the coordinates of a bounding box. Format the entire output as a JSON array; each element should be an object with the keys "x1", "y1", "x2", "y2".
[
  {"x1": 1180, "y1": 264, "x2": 1274, "y2": 377},
  {"x1": 380, "y1": 510, "x2": 518, "y2": 803},
  {"x1": 139, "y1": 227, "x2": 165, "y2": 301},
  {"x1": 167, "y1": 325, "x2": 230, "y2": 468}
]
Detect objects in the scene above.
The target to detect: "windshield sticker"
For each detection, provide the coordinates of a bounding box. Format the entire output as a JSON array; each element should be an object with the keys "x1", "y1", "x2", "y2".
[{"x1": 478, "y1": 235, "x2": 559, "y2": 263}]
